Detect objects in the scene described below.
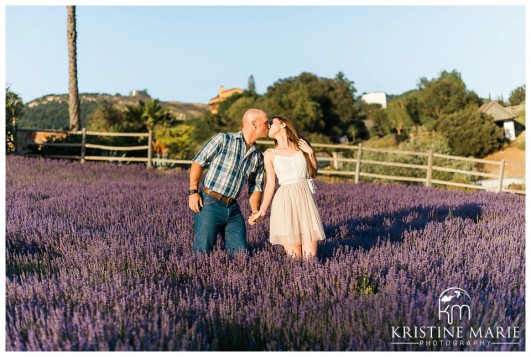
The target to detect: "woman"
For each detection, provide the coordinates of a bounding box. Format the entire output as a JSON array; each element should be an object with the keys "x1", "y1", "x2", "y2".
[{"x1": 249, "y1": 115, "x2": 325, "y2": 258}]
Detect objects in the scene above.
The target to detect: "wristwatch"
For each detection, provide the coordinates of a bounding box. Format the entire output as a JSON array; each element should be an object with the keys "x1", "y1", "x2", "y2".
[{"x1": 188, "y1": 189, "x2": 199, "y2": 195}]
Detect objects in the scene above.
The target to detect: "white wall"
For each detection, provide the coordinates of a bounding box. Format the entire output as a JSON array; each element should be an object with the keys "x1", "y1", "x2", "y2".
[
  {"x1": 361, "y1": 92, "x2": 389, "y2": 109},
  {"x1": 503, "y1": 121, "x2": 516, "y2": 141}
]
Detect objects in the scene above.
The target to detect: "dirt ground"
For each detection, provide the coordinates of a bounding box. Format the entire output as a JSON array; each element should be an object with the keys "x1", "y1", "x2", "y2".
[{"x1": 481, "y1": 132, "x2": 525, "y2": 178}]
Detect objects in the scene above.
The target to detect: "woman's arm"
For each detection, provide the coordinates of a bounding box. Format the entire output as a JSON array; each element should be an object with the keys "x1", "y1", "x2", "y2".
[{"x1": 299, "y1": 139, "x2": 318, "y2": 178}]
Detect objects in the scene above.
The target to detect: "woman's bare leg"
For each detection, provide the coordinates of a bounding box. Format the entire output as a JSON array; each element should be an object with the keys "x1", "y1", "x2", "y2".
[
  {"x1": 282, "y1": 244, "x2": 302, "y2": 258},
  {"x1": 302, "y1": 240, "x2": 318, "y2": 259}
]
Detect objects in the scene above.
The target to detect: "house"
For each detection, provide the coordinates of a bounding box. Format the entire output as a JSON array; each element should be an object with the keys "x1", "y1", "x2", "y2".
[
  {"x1": 208, "y1": 86, "x2": 244, "y2": 114},
  {"x1": 129, "y1": 89, "x2": 151, "y2": 98},
  {"x1": 479, "y1": 101, "x2": 517, "y2": 141},
  {"x1": 360, "y1": 92, "x2": 390, "y2": 109}
]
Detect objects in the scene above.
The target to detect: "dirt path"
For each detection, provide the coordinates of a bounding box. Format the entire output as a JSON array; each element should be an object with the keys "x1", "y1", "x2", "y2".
[{"x1": 482, "y1": 145, "x2": 525, "y2": 178}]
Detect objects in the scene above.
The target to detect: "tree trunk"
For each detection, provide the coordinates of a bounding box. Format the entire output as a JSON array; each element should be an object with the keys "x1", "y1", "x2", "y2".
[{"x1": 67, "y1": 6, "x2": 80, "y2": 132}]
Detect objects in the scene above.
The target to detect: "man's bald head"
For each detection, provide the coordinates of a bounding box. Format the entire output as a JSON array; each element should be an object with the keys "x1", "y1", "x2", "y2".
[
  {"x1": 241, "y1": 108, "x2": 269, "y2": 142},
  {"x1": 242, "y1": 109, "x2": 267, "y2": 128}
]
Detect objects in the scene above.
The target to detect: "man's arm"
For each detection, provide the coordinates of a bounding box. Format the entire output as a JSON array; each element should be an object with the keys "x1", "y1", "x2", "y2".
[
  {"x1": 248, "y1": 153, "x2": 265, "y2": 215},
  {"x1": 188, "y1": 162, "x2": 203, "y2": 213},
  {"x1": 249, "y1": 150, "x2": 275, "y2": 225},
  {"x1": 188, "y1": 133, "x2": 225, "y2": 213},
  {"x1": 249, "y1": 191, "x2": 262, "y2": 213}
]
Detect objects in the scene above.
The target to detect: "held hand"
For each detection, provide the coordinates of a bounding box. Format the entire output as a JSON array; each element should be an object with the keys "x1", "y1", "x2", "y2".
[
  {"x1": 188, "y1": 194, "x2": 203, "y2": 213},
  {"x1": 248, "y1": 210, "x2": 264, "y2": 226},
  {"x1": 298, "y1": 139, "x2": 313, "y2": 155}
]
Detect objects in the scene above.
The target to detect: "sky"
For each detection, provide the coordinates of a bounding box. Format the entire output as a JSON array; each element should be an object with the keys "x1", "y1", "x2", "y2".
[{"x1": 4, "y1": 4, "x2": 527, "y2": 105}]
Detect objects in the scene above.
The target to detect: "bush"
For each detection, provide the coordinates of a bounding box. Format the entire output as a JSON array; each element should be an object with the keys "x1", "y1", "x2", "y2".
[
  {"x1": 360, "y1": 133, "x2": 477, "y2": 184},
  {"x1": 435, "y1": 106, "x2": 506, "y2": 157},
  {"x1": 363, "y1": 134, "x2": 399, "y2": 149},
  {"x1": 154, "y1": 124, "x2": 197, "y2": 160},
  {"x1": 6, "y1": 87, "x2": 24, "y2": 154}
]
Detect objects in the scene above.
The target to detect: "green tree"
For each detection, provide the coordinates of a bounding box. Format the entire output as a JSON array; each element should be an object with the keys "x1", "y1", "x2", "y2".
[
  {"x1": 401, "y1": 90, "x2": 422, "y2": 125},
  {"x1": 154, "y1": 124, "x2": 196, "y2": 160},
  {"x1": 370, "y1": 109, "x2": 389, "y2": 137},
  {"x1": 417, "y1": 70, "x2": 480, "y2": 125},
  {"x1": 248, "y1": 75, "x2": 256, "y2": 94},
  {"x1": 189, "y1": 113, "x2": 219, "y2": 146},
  {"x1": 193, "y1": 72, "x2": 363, "y2": 144},
  {"x1": 434, "y1": 106, "x2": 505, "y2": 157},
  {"x1": 191, "y1": 89, "x2": 264, "y2": 145},
  {"x1": 87, "y1": 100, "x2": 125, "y2": 132},
  {"x1": 123, "y1": 100, "x2": 174, "y2": 132},
  {"x1": 386, "y1": 99, "x2": 414, "y2": 136},
  {"x1": 140, "y1": 100, "x2": 174, "y2": 130},
  {"x1": 359, "y1": 101, "x2": 389, "y2": 137},
  {"x1": 260, "y1": 72, "x2": 364, "y2": 142},
  {"x1": 262, "y1": 82, "x2": 324, "y2": 134},
  {"x1": 87, "y1": 99, "x2": 175, "y2": 156},
  {"x1": 86, "y1": 100, "x2": 132, "y2": 152},
  {"x1": 509, "y1": 85, "x2": 526, "y2": 106},
  {"x1": 6, "y1": 86, "x2": 24, "y2": 154},
  {"x1": 495, "y1": 95, "x2": 508, "y2": 106},
  {"x1": 224, "y1": 96, "x2": 260, "y2": 132}
]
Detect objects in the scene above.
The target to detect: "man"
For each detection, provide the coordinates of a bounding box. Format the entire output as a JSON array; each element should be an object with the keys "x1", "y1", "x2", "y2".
[{"x1": 188, "y1": 109, "x2": 270, "y2": 253}]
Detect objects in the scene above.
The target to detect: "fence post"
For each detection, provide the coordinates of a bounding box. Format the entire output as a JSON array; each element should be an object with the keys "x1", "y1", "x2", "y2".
[
  {"x1": 80, "y1": 128, "x2": 86, "y2": 163},
  {"x1": 332, "y1": 152, "x2": 339, "y2": 169},
  {"x1": 355, "y1": 143, "x2": 363, "y2": 184},
  {"x1": 426, "y1": 150, "x2": 433, "y2": 187},
  {"x1": 147, "y1": 130, "x2": 153, "y2": 168},
  {"x1": 498, "y1": 159, "x2": 505, "y2": 193}
]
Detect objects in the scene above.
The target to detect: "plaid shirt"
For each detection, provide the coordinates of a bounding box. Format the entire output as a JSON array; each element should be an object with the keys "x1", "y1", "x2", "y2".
[{"x1": 193, "y1": 132, "x2": 264, "y2": 199}]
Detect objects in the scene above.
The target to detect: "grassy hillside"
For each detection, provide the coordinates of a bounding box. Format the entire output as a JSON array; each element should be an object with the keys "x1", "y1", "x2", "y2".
[{"x1": 19, "y1": 93, "x2": 208, "y2": 130}]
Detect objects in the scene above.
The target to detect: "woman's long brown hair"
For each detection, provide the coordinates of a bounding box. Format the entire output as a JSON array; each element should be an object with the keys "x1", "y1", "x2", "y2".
[{"x1": 271, "y1": 115, "x2": 317, "y2": 178}]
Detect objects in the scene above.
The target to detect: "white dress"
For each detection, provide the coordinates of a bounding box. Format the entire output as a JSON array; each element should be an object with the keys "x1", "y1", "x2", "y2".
[{"x1": 269, "y1": 150, "x2": 326, "y2": 245}]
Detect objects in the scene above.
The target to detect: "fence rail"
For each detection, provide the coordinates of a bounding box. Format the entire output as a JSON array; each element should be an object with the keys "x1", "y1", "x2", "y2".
[{"x1": 15, "y1": 129, "x2": 525, "y2": 195}]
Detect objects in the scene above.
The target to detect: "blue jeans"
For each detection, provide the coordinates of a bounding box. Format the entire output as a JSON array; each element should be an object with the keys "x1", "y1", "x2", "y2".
[{"x1": 193, "y1": 193, "x2": 248, "y2": 254}]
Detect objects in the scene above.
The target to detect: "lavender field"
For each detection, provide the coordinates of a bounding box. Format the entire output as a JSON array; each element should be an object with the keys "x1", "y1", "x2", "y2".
[{"x1": 5, "y1": 156, "x2": 525, "y2": 351}]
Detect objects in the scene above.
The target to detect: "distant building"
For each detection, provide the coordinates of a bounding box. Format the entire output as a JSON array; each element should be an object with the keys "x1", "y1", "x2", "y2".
[
  {"x1": 129, "y1": 89, "x2": 151, "y2": 98},
  {"x1": 479, "y1": 101, "x2": 517, "y2": 141},
  {"x1": 361, "y1": 92, "x2": 390, "y2": 109},
  {"x1": 208, "y1": 86, "x2": 244, "y2": 114}
]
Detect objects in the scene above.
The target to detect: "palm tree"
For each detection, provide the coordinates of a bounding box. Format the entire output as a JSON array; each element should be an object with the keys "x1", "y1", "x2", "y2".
[
  {"x1": 67, "y1": 6, "x2": 80, "y2": 131},
  {"x1": 142, "y1": 100, "x2": 173, "y2": 130},
  {"x1": 124, "y1": 100, "x2": 174, "y2": 131}
]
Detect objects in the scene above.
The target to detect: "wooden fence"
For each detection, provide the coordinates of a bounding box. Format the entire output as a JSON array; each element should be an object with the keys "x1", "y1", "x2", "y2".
[{"x1": 15, "y1": 128, "x2": 525, "y2": 195}]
